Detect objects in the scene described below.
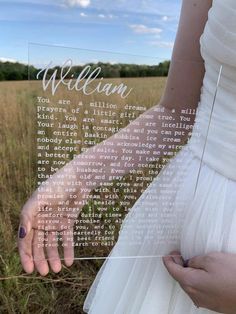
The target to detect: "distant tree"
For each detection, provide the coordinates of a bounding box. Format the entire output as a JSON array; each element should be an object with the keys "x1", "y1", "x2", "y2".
[
  {"x1": 157, "y1": 60, "x2": 170, "y2": 76},
  {"x1": 0, "y1": 59, "x2": 170, "y2": 81},
  {"x1": 0, "y1": 70, "x2": 5, "y2": 81},
  {"x1": 6, "y1": 70, "x2": 22, "y2": 80}
]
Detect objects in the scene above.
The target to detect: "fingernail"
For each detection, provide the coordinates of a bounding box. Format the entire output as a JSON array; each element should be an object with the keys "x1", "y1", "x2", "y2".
[
  {"x1": 19, "y1": 226, "x2": 26, "y2": 239},
  {"x1": 183, "y1": 259, "x2": 189, "y2": 267},
  {"x1": 172, "y1": 256, "x2": 180, "y2": 264}
]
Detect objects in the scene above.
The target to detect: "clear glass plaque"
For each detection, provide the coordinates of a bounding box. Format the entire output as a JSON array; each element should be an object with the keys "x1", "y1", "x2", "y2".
[{"x1": 28, "y1": 43, "x2": 221, "y2": 260}]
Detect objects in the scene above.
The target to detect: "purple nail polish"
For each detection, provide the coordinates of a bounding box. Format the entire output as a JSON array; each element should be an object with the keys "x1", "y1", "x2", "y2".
[
  {"x1": 19, "y1": 227, "x2": 26, "y2": 239},
  {"x1": 183, "y1": 259, "x2": 189, "y2": 268}
]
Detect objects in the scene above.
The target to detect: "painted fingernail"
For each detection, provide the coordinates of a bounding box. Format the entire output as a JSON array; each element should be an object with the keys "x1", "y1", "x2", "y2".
[
  {"x1": 183, "y1": 259, "x2": 189, "y2": 267},
  {"x1": 19, "y1": 227, "x2": 26, "y2": 239}
]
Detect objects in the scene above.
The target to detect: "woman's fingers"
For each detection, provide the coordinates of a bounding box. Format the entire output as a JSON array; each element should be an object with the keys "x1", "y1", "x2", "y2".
[
  {"x1": 62, "y1": 228, "x2": 74, "y2": 267},
  {"x1": 169, "y1": 251, "x2": 184, "y2": 266},
  {"x1": 18, "y1": 228, "x2": 34, "y2": 274},
  {"x1": 19, "y1": 197, "x2": 75, "y2": 274},
  {"x1": 46, "y1": 231, "x2": 62, "y2": 273},
  {"x1": 18, "y1": 196, "x2": 40, "y2": 274},
  {"x1": 19, "y1": 194, "x2": 39, "y2": 234},
  {"x1": 162, "y1": 254, "x2": 188, "y2": 282},
  {"x1": 33, "y1": 230, "x2": 49, "y2": 276},
  {"x1": 18, "y1": 210, "x2": 34, "y2": 273}
]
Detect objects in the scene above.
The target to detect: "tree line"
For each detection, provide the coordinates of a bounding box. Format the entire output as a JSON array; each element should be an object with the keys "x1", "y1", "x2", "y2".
[{"x1": 0, "y1": 60, "x2": 170, "y2": 81}]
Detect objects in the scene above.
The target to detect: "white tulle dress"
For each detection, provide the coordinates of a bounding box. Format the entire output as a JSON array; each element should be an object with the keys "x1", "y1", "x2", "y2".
[{"x1": 83, "y1": 0, "x2": 236, "y2": 313}]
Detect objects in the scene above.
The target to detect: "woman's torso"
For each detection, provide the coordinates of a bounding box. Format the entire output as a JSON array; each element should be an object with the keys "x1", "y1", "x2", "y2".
[{"x1": 188, "y1": 0, "x2": 236, "y2": 180}]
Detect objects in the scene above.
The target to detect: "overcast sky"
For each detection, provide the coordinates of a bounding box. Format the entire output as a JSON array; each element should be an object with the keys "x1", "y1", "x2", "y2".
[{"x1": 0, "y1": 0, "x2": 182, "y2": 65}]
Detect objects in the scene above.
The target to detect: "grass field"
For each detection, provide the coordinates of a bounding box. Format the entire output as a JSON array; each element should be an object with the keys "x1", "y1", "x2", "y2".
[{"x1": 0, "y1": 78, "x2": 166, "y2": 313}]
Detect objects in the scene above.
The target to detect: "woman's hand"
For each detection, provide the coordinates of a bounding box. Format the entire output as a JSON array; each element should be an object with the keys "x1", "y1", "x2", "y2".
[
  {"x1": 18, "y1": 166, "x2": 89, "y2": 276},
  {"x1": 163, "y1": 251, "x2": 236, "y2": 314}
]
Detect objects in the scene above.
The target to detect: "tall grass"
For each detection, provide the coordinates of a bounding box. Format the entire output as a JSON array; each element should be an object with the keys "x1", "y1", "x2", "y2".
[{"x1": 0, "y1": 78, "x2": 165, "y2": 313}]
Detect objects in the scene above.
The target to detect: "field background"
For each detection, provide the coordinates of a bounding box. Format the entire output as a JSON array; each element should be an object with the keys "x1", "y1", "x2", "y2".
[{"x1": 0, "y1": 78, "x2": 166, "y2": 314}]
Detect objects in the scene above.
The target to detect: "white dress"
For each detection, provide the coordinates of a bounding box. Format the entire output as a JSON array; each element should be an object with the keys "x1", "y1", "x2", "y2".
[{"x1": 83, "y1": 0, "x2": 236, "y2": 313}]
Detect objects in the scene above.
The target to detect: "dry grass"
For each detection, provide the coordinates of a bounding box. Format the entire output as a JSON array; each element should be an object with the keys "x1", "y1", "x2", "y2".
[{"x1": 0, "y1": 78, "x2": 166, "y2": 313}]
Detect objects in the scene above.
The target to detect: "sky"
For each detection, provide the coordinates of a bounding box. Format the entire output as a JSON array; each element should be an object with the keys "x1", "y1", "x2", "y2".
[{"x1": 0, "y1": 0, "x2": 182, "y2": 65}]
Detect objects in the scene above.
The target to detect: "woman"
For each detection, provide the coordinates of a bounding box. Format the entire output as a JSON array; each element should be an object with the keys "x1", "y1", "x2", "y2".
[{"x1": 18, "y1": 0, "x2": 236, "y2": 312}]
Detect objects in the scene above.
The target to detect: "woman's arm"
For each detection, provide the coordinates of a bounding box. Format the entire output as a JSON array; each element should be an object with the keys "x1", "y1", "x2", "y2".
[
  {"x1": 66, "y1": 0, "x2": 213, "y2": 190},
  {"x1": 162, "y1": 0, "x2": 212, "y2": 110}
]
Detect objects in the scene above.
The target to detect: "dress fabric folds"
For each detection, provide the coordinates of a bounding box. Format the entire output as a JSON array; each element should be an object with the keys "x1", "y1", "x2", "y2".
[{"x1": 83, "y1": 0, "x2": 236, "y2": 313}]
